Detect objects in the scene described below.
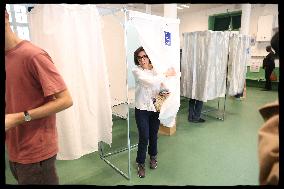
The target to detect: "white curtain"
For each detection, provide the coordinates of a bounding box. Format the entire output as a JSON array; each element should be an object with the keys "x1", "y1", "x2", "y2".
[
  {"x1": 227, "y1": 34, "x2": 251, "y2": 96},
  {"x1": 181, "y1": 31, "x2": 229, "y2": 102},
  {"x1": 99, "y1": 9, "x2": 137, "y2": 119},
  {"x1": 28, "y1": 4, "x2": 112, "y2": 160},
  {"x1": 128, "y1": 11, "x2": 180, "y2": 127},
  {"x1": 100, "y1": 10, "x2": 127, "y2": 108}
]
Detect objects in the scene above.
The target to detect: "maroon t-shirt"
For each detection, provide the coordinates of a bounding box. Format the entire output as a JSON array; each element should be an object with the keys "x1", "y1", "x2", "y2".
[{"x1": 5, "y1": 40, "x2": 67, "y2": 164}]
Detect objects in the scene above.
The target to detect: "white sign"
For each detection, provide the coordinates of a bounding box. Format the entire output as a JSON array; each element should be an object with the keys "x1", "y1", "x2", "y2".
[{"x1": 250, "y1": 61, "x2": 261, "y2": 72}]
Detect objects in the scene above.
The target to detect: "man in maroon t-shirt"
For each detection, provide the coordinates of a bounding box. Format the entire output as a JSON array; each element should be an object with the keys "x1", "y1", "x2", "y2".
[{"x1": 5, "y1": 9, "x2": 73, "y2": 185}]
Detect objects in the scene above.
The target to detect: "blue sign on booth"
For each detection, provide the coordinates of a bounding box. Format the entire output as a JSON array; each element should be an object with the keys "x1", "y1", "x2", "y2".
[{"x1": 164, "y1": 31, "x2": 171, "y2": 46}]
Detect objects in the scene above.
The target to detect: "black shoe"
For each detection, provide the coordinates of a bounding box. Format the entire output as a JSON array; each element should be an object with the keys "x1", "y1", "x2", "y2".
[
  {"x1": 189, "y1": 118, "x2": 205, "y2": 123},
  {"x1": 188, "y1": 116, "x2": 193, "y2": 122},
  {"x1": 197, "y1": 118, "x2": 205, "y2": 122},
  {"x1": 188, "y1": 118, "x2": 194, "y2": 122},
  {"x1": 150, "y1": 156, "x2": 158, "y2": 169},
  {"x1": 137, "y1": 164, "x2": 145, "y2": 178}
]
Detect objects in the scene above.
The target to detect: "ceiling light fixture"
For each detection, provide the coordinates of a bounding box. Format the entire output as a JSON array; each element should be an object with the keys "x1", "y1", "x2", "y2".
[{"x1": 181, "y1": 4, "x2": 190, "y2": 8}]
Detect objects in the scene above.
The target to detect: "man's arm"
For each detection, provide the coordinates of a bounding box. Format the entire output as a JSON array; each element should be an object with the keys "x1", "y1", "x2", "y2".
[
  {"x1": 5, "y1": 89, "x2": 73, "y2": 131},
  {"x1": 262, "y1": 58, "x2": 267, "y2": 69}
]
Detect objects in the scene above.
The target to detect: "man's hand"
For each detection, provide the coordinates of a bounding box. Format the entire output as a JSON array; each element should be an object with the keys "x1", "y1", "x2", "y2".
[
  {"x1": 5, "y1": 113, "x2": 22, "y2": 132},
  {"x1": 5, "y1": 90, "x2": 73, "y2": 132}
]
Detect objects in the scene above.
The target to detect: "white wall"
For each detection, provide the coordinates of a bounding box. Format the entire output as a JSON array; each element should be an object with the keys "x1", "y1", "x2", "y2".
[
  {"x1": 178, "y1": 4, "x2": 279, "y2": 67},
  {"x1": 178, "y1": 4, "x2": 278, "y2": 50},
  {"x1": 249, "y1": 4, "x2": 278, "y2": 37},
  {"x1": 179, "y1": 4, "x2": 237, "y2": 45},
  {"x1": 249, "y1": 4, "x2": 278, "y2": 58}
]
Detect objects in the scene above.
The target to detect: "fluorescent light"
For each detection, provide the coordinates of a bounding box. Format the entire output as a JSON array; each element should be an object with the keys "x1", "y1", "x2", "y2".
[
  {"x1": 181, "y1": 4, "x2": 190, "y2": 8},
  {"x1": 177, "y1": 7, "x2": 183, "y2": 10}
]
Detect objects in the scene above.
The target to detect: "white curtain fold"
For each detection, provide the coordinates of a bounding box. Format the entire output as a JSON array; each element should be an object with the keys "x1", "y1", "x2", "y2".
[
  {"x1": 28, "y1": 4, "x2": 112, "y2": 160},
  {"x1": 128, "y1": 11, "x2": 180, "y2": 127},
  {"x1": 181, "y1": 31, "x2": 229, "y2": 102},
  {"x1": 227, "y1": 34, "x2": 251, "y2": 96}
]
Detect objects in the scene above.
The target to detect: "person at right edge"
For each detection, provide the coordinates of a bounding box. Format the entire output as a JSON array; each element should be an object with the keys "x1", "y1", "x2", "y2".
[
  {"x1": 262, "y1": 45, "x2": 275, "y2": 91},
  {"x1": 258, "y1": 31, "x2": 279, "y2": 185}
]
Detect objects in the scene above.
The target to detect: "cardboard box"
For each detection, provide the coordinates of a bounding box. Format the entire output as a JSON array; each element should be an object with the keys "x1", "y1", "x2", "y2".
[{"x1": 158, "y1": 122, "x2": 176, "y2": 136}]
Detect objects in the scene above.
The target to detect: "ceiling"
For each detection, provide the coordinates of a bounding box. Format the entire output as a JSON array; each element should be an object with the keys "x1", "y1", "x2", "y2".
[{"x1": 97, "y1": 4, "x2": 225, "y2": 15}]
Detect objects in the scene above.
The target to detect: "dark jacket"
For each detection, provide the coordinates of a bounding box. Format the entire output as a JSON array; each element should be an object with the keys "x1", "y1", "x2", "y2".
[{"x1": 262, "y1": 52, "x2": 275, "y2": 71}]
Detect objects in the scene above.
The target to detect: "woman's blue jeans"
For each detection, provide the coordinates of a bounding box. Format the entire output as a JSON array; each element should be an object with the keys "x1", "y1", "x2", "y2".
[{"x1": 135, "y1": 108, "x2": 160, "y2": 164}]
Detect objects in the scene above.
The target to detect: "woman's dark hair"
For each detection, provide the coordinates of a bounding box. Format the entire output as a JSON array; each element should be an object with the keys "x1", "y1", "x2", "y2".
[{"x1": 134, "y1": 46, "x2": 151, "y2": 66}]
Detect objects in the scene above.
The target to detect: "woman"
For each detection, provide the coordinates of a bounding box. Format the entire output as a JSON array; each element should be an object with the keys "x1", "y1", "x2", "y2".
[{"x1": 132, "y1": 46, "x2": 176, "y2": 178}]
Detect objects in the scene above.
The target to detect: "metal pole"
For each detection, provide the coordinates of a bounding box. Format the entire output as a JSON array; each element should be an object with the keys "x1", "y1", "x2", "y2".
[
  {"x1": 123, "y1": 8, "x2": 132, "y2": 180},
  {"x1": 101, "y1": 144, "x2": 138, "y2": 158},
  {"x1": 222, "y1": 15, "x2": 232, "y2": 121},
  {"x1": 97, "y1": 7, "x2": 139, "y2": 181},
  {"x1": 223, "y1": 94, "x2": 227, "y2": 120}
]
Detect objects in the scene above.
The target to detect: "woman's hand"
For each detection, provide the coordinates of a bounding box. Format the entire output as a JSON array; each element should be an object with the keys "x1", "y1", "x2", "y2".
[
  {"x1": 160, "y1": 92, "x2": 170, "y2": 97},
  {"x1": 165, "y1": 67, "x2": 176, "y2": 77},
  {"x1": 160, "y1": 82, "x2": 167, "y2": 89}
]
